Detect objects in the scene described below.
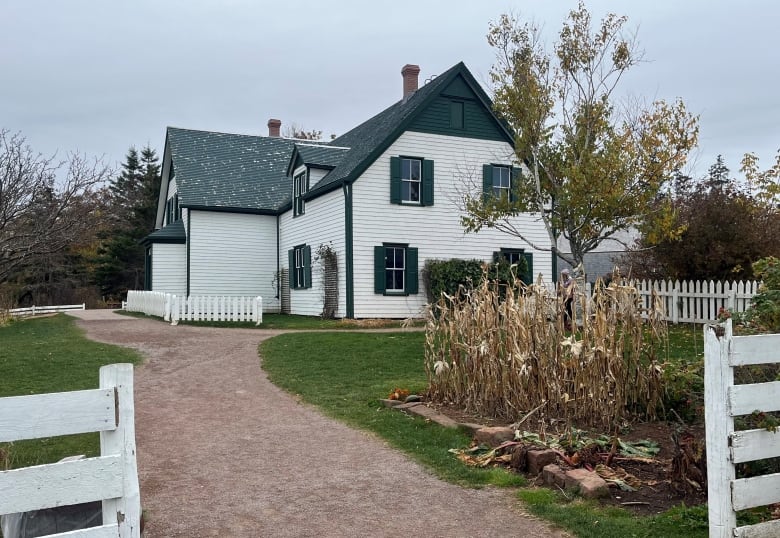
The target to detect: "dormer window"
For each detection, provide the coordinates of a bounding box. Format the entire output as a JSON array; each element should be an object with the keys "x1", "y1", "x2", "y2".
[{"x1": 293, "y1": 170, "x2": 307, "y2": 216}]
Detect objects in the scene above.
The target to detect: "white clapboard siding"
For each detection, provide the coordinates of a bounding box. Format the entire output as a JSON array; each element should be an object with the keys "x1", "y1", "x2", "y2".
[
  {"x1": 188, "y1": 210, "x2": 278, "y2": 311},
  {"x1": 280, "y1": 187, "x2": 346, "y2": 317},
  {"x1": 0, "y1": 388, "x2": 115, "y2": 442},
  {"x1": 635, "y1": 279, "x2": 760, "y2": 324},
  {"x1": 352, "y1": 131, "x2": 552, "y2": 319},
  {"x1": 0, "y1": 363, "x2": 141, "y2": 537},
  {"x1": 151, "y1": 242, "x2": 186, "y2": 295},
  {"x1": 704, "y1": 320, "x2": 780, "y2": 538}
]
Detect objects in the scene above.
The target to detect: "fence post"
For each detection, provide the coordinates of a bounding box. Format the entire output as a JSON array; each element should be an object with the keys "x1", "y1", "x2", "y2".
[
  {"x1": 704, "y1": 320, "x2": 737, "y2": 537},
  {"x1": 170, "y1": 295, "x2": 179, "y2": 325},
  {"x1": 99, "y1": 364, "x2": 141, "y2": 537},
  {"x1": 254, "y1": 296, "x2": 263, "y2": 325}
]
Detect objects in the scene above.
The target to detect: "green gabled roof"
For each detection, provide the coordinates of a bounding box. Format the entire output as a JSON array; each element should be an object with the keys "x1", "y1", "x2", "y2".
[
  {"x1": 167, "y1": 127, "x2": 296, "y2": 213},
  {"x1": 286, "y1": 143, "x2": 350, "y2": 176},
  {"x1": 307, "y1": 61, "x2": 513, "y2": 199},
  {"x1": 141, "y1": 219, "x2": 185, "y2": 245}
]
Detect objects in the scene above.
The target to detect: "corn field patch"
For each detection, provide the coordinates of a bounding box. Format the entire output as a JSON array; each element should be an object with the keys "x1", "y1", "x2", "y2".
[{"x1": 424, "y1": 273, "x2": 667, "y2": 430}]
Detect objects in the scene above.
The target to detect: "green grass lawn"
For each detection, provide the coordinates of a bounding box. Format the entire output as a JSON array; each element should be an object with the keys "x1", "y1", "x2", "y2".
[
  {"x1": 260, "y1": 325, "x2": 709, "y2": 538},
  {"x1": 0, "y1": 315, "x2": 142, "y2": 468}
]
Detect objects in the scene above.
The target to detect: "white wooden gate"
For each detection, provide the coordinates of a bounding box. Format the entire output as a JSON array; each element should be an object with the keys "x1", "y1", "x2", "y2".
[
  {"x1": 0, "y1": 364, "x2": 141, "y2": 537},
  {"x1": 704, "y1": 320, "x2": 780, "y2": 537}
]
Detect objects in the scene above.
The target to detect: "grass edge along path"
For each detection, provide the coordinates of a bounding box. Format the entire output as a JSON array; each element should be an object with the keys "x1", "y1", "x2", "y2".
[
  {"x1": 0, "y1": 314, "x2": 142, "y2": 469},
  {"x1": 260, "y1": 330, "x2": 709, "y2": 538}
]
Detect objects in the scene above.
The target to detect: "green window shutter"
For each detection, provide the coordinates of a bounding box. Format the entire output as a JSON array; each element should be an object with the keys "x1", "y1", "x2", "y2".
[
  {"x1": 482, "y1": 164, "x2": 493, "y2": 197},
  {"x1": 405, "y1": 247, "x2": 419, "y2": 295},
  {"x1": 522, "y1": 252, "x2": 533, "y2": 285},
  {"x1": 288, "y1": 249, "x2": 295, "y2": 288},
  {"x1": 510, "y1": 167, "x2": 521, "y2": 203},
  {"x1": 374, "y1": 246, "x2": 386, "y2": 294},
  {"x1": 304, "y1": 245, "x2": 312, "y2": 289},
  {"x1": 422, "y1": 159, "x2": 434, "y2": 206},
  {"x1": 390, "y1": 157, "x2": 401, "y2": 204}
]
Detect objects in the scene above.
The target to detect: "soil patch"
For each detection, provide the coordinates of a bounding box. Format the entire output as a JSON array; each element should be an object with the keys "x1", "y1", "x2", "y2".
[{"x1": 430, "y1": 402, "x2": 707, "y2": 515}]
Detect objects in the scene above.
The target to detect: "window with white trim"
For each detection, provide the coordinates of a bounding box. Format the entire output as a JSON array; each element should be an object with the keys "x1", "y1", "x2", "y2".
[
  {"x1": 492, "y1": 166, "x2": 511, "y2": 198},
  {"x1": 400, "y1": 158, "x2": 421, "y2": 203},
  {"x1": 373, "y1": 244, "x2": 419, "y2": 295}
]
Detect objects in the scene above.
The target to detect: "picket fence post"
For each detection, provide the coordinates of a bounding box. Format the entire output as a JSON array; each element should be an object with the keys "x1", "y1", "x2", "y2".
[{"x1": 704, "y1": 321, "x2": 737, "y2": 537}]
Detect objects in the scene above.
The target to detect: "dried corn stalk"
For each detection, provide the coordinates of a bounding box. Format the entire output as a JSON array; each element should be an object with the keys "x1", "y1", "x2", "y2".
[{"x1": 424, "y1": 269, "x2": 666, "y2": 429}]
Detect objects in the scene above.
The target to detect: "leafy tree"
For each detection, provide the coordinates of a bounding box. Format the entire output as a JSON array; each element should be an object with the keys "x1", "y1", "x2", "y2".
[
  {"x1": 461, "y1": 3, "x2": 698, "y2": 277},
  {"x1": 282, "y1": 123, "x2": 323, "y2": 141},
  {"x1": 93, "y1": 145, "x2": 160, "y2": 298},
  {"x1": 626, "y1": 156, "x2": 780, "y2": 281},
  {"x1": 0, "y1": 129, "x2": 109, "y2": 284},
  {"x1": 741, "y1": 149, "x2": 780, "y2": 207}
]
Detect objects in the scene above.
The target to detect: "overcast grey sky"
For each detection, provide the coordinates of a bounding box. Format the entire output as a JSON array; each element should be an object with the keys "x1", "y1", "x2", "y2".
[{"x1": 2, "y1": 1, "x2": 778, "y2": 180}]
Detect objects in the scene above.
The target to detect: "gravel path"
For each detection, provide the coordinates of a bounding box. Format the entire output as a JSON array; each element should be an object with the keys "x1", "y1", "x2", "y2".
[{"x1": 68, "y1": 310, "x2": 567, "y2": 537}]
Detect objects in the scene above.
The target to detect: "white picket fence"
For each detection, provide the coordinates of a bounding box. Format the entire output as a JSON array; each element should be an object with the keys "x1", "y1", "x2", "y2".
[
  {"x1": 635, "y1": 279, "x2": 759, "y2": 324},
  {"x1": 8, "y1": 303, "x2": 86, "y2": 317},
  {"x1": 124, "y1": 290, "x2": 263, "y2": 325},
  {"x1": 704, "y1": 320, "x2": 780, "y2": 538},
  {"x1": 0, "y1": 363, "x2": 141, "y2": 538}
]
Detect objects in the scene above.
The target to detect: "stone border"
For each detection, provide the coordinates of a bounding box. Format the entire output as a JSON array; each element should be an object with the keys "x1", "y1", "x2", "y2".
[{"x1": 381, "y1": 399, "x2": 608, "y2": 498}]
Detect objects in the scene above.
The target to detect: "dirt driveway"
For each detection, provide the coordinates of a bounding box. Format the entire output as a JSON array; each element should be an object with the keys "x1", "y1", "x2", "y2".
[{"x1": 68, "y1": 310, "x2": 567, "y2": 537}]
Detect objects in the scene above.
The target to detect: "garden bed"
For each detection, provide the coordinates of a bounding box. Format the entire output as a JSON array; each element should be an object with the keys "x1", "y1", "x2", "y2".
[{"x1": 426, "y1": 401, "x2": 707, "y2": 515}]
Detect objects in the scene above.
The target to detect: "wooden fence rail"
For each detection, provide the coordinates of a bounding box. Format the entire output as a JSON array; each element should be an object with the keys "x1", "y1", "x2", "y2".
[
  {"x1": 8, "y1": 303, "x2": 86, "y2": 317},
  {"x1": 704, "y1": 320, "x2": 780, "y2": 538},
  {"x1": 0, "y1": 364, "x2": 141, "y2": 537}
]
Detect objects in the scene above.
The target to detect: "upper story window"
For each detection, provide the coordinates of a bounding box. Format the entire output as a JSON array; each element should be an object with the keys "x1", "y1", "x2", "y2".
[
  {"x1": 293, "y1": 171, "x2": 307, "y2": 216},
  {"x1": 401, "y1": 158, "x2": 421, "y2": 203},
  {"x1": 483, "y1": 164, "x2": 517, "y2": 202},
  {"x1": 390, "y1": 156, "x2": 434, "y2": 206},
  {"x1": 165, "y1": 193, "x2": 180, "y2": 225},
  {"x1": 492, "y1": 166, "x2": 511, "y2": 198}
]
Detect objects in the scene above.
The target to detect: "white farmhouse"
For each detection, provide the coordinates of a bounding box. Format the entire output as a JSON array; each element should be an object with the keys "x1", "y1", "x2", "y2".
[{"x1": 142, "y1": 62, "x2": 552, "y2": 318}]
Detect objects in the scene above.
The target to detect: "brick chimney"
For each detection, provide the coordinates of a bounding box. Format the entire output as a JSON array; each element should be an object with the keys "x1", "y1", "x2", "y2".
[
  {"x1": 401, "y1": 64, "x2": 420, "y2": 98},
  {"x1": 267, "y1": 118, "x2": 281, "y2": 137}
]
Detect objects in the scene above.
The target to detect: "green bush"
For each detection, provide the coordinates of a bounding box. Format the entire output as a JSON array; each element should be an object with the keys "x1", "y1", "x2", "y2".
[
  {"x1": 422, "y1": 259, "x2": 485, "y2": 303},
  {"x1": 422, "y1": 257, "x2": 528, "y2": 303},
  {"x1": 735, "y1": 256, "x2": 780, "y2": 333}
]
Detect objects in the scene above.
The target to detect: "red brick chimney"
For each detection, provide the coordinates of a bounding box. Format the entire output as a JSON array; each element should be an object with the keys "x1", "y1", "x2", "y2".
[
  {"x1": 267, "y1": 118, "x2": 281, "y2": 137},
  {"x1": 401, "y1": 64, "x2": 420, "y2": 98}
]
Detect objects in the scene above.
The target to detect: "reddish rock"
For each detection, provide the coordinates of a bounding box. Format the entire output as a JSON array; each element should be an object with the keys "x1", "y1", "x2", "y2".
[
  {"x1": 527, "y1": 449, "x2": 558, "y2": 475},
  {"x1": 543, "y1": 464, "x2": 566, "y2": 487},
  {"x1": 564, "y1": 468, "x2": 609, "y2": 498},
  {"x1": 474, "y1": 426, "x2": 515, "y2": 447}
]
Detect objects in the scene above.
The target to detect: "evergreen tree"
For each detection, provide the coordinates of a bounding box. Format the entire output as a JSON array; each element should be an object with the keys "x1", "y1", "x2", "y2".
[{"x1": 93, "y1": 145, "x2": 161, "y2": 298}]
